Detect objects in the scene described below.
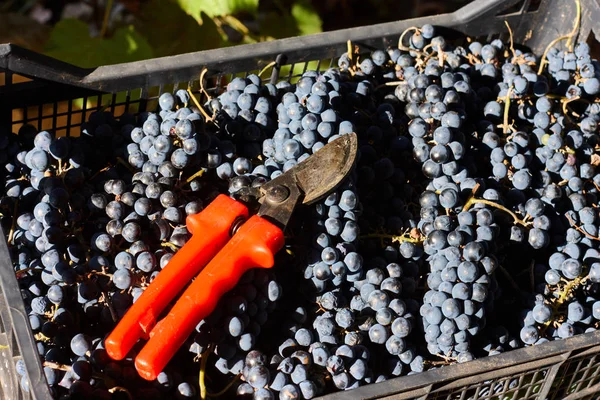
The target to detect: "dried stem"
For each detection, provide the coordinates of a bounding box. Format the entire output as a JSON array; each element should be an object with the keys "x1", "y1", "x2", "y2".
[
  {"x1": 88, "y1": 165, "x2": 111, "y2": 182},
  {"x1": 398, "y1": 26, "x2": 420, "y2": 51},
  {"x1": 565, "y1": 213, "x2": 600, "y2": 241},
  {"x1": 540, "y1": 275, "x2": 588, "y2": 335},
  {"x1": 566, "y1": 0, "x2": 582, "y2": 51},
  {"x1": 462, "y1": 197, "x2": 530, "y2": 227},
  {"x1": 376, "y1": 81, "x2": 405, "y2": 90},
  {"x1": 199, "y1": 68, "x2": 211, "y2": 101},
  {"x1": 102, "y1": 291, "x2": 118, "y2": 323},
  {"x1": 7, "y1": 199, "x2": 19, "y2": 245},
  {"x1": 108, "y1": 387, "x2": 133, "y2": 400},
  {"x1": 44, "y1": 361, "x2": 71, "y2": 371},
  {"x1": 347, "y1": 40, "x2": 353, "y2": 64},
  {"x1": 258, "y1": 61, "x2": 277, "y2": 78},
  {"x1": 501, "y1": 87, "x2": 514, "y2": 134},
  {"x1": 360, "y1": 231, "x2": 425, "y2": 245},
  {"x1": 184, "y1": 168, "x2": 206, "y2": 184},
  {"x1": 537, "y1": 36, "x2": 570, "y2": 75},
  {"x1": 161, "y1": 242, "x2": 180, "y2": 251},
  {"x1": 562, "y1": 96, "x2": 581, "y2": 116},
  {"x1": 199, "y1": 344, "x2": 214, "y2": 400},
  {"x1": 187, "y1": 87, "x2": 214, "y2": 124},
  {"x1": 505, "y1": 21, "x2": 516, "y2": 61},
  {"x1": 207, "y1": 374, "x2": 242, "y2": 397},
  {"x1": 438, "y1": 47, "x2": 445, "y2": 68}
]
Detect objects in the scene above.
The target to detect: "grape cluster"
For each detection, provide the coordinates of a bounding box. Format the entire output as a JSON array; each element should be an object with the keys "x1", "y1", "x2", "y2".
[{"x1": 5, "y1": 17, "x2": 600, "y2": 400}]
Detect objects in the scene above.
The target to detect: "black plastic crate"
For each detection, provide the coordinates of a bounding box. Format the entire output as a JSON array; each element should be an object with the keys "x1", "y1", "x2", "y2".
[{"x1": 2, "y1": 0, "x2": 600, "y2": 399}]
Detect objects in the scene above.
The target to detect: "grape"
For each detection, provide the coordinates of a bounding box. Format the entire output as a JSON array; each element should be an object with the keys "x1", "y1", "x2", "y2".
[
  {"x1": 7, "y1": 27, "x2": 600, "y2": 400},
  {"x1": 246, "y1": 365, "x2": 269, "y2": 389},
  {"x1": 70, "y1": 334, "x2": 91, "y2": 356},
  {"x1": 159, "y1": 92, "x2": 175, "y2": 110},
  {"x1": 47, "y1": 285, "x2": 64, "y2": 305},
  {"x1": 391, "y1": 318, "x2": 411, "y2": 338},
  {"x1": 113, "y1": 269, "x2": 132, "y2": 290},
  {"x1": 279, "y1": 384, "x2": 300, "y2": 400}
]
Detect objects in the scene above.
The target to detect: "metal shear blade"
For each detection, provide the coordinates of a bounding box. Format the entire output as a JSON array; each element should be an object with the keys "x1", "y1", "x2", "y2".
[{"x1": 258, "y1": 132, "x2": 358, "y2": 230}]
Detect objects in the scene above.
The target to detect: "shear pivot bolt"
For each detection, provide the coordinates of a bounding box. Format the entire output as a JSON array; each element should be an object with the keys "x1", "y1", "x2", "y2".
[{"x1": 266, "y1": 185, "x2": 290, "y2": 204}]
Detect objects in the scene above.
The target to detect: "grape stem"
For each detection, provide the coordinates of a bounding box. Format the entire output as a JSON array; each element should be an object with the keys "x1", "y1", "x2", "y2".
[
  {"x1": 184, "y1": 168, "x2": 206, "y2": 184},
  {"x1": 462, "y1": 197, "x2": 530, "y2": 228},
  {"x1": 85, "y1": 269, "x2": 114, "y2": 279},
  {"x1": 537, "y1": 35, "x2": 571, "y2": 75},
  {"x1": 161, "y1": 242, "x2": 180, "y2": 251},
  {"x1": 398, "y1": 27, "x2": 420, "y2": 52},
  {"x1": 499, "y1": 87, "x2": 514, "y2": 134},
  {"x1": 88, "y1": 165, "x2": 111, "y2": 182},
  {"x1": 467, "y1": 53, "x2": 482, "y2": 65},
  {"x1": 206, "y1": 373, "x2": 241, "y2": 397},
  {"x1": 7, "y1": 199, "x2": 18, "y2": 245},
  {"x1": 430, "y1": 353, "x2": 456, "y2": 364},
  {"x1": 108, "y1": 387, "x2": 133, "y2": 400},
  {"x1": 540, "y1": 275, "x2": 588, "y2": 335},
  {"x1": 566, "y1": 0, "x2": 582, "y2": 51},
  {"x1": 562, "y1": 96, "x2": 581, "y2": 118},
  {"x1": 258, "y1": 61, "x2": 277, "y2": 78},
  {"x1": 347, "y1": 40, "x2": 353, "y2": 64},
  {"x1": 565, "y1": 213, "x2": 600, "y2": 241},
  {"x1": 438, "y1": 47, "x2": 445, "y2": 68},
  {"x1": 48, "y1": 304, "x2": 59, "y2": 321},
  {"x1": 43, "y1": 361, "x2": 71, "y2": 371},
  {"x1": 199, "y1": 68, "x2": 212, "y2": 101},
  {"x1": 504, "y1": 21, "x2": 516, "y2": 61},
  {"x1": 428, "y1": 360, "x2": 452, "y2": 366},
  {"x1": 346, "y1": 40, "x2": 358, "y2": 75},
  {"x1": 187, "y1": 87, "x2": 217, "y2": 126},
  {"x1": 15, "y1": 266, "x2": 42, "y2": 277},
  {"x1": 361, "y1": 231, "x2": 425, "y2": 245},
  {"x1": 101, "y1": 291, "x2": 118, "y2": 323},
  {"x1": 199, "y1": 344, "x2": 214, "y2": 400},
  {"x1": 375, "y1": 81, "x2": 405, "y2": 90},
  {"x1": 35, "y1": 332, "x2": 51, "y2": 342},
  {"x1": 45, "y1": 360, "x2": 122, "y2": 389}
]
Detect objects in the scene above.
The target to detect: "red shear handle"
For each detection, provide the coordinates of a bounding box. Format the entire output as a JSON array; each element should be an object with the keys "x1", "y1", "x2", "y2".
[
  {"x1": 105, "y1": 195, "x2": 248, "y2": 361},
  {"x1": 134, "y1": 215, "x2": 285, "y2": 380}
]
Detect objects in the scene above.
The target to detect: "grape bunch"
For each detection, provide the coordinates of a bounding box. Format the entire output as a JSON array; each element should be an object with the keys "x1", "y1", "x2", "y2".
[{"x1": 5, "y1": 14, "x2": 600, "y2": 400}]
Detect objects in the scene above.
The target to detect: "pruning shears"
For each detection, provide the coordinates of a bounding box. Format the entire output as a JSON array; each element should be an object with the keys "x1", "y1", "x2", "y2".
[{"x1": 105, "y1": 133, "x2": 358, "y2": 380}]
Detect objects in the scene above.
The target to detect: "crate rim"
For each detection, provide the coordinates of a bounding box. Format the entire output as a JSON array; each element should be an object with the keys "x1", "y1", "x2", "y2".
[
  {"x1": 319, "y1": 330, "x2": 600, "y2": 399},
  {"x1": 0, "y1": 0, "x2": 524, "y2": 94}
]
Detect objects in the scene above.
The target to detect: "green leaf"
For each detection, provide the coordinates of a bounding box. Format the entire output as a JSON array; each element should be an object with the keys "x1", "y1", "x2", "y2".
[
  {"x1": 175, "y1": 0, "x2": 259, "y2": 19},
  {"x1": 135, "y1": 0, "x2": 224, "y2": 57},
  {"x1": 44, "y1": 19, "x2": 153, "y2": 68},
  {"x1": 291, "y1": 1, "x2": 322, "y2": 36}
]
